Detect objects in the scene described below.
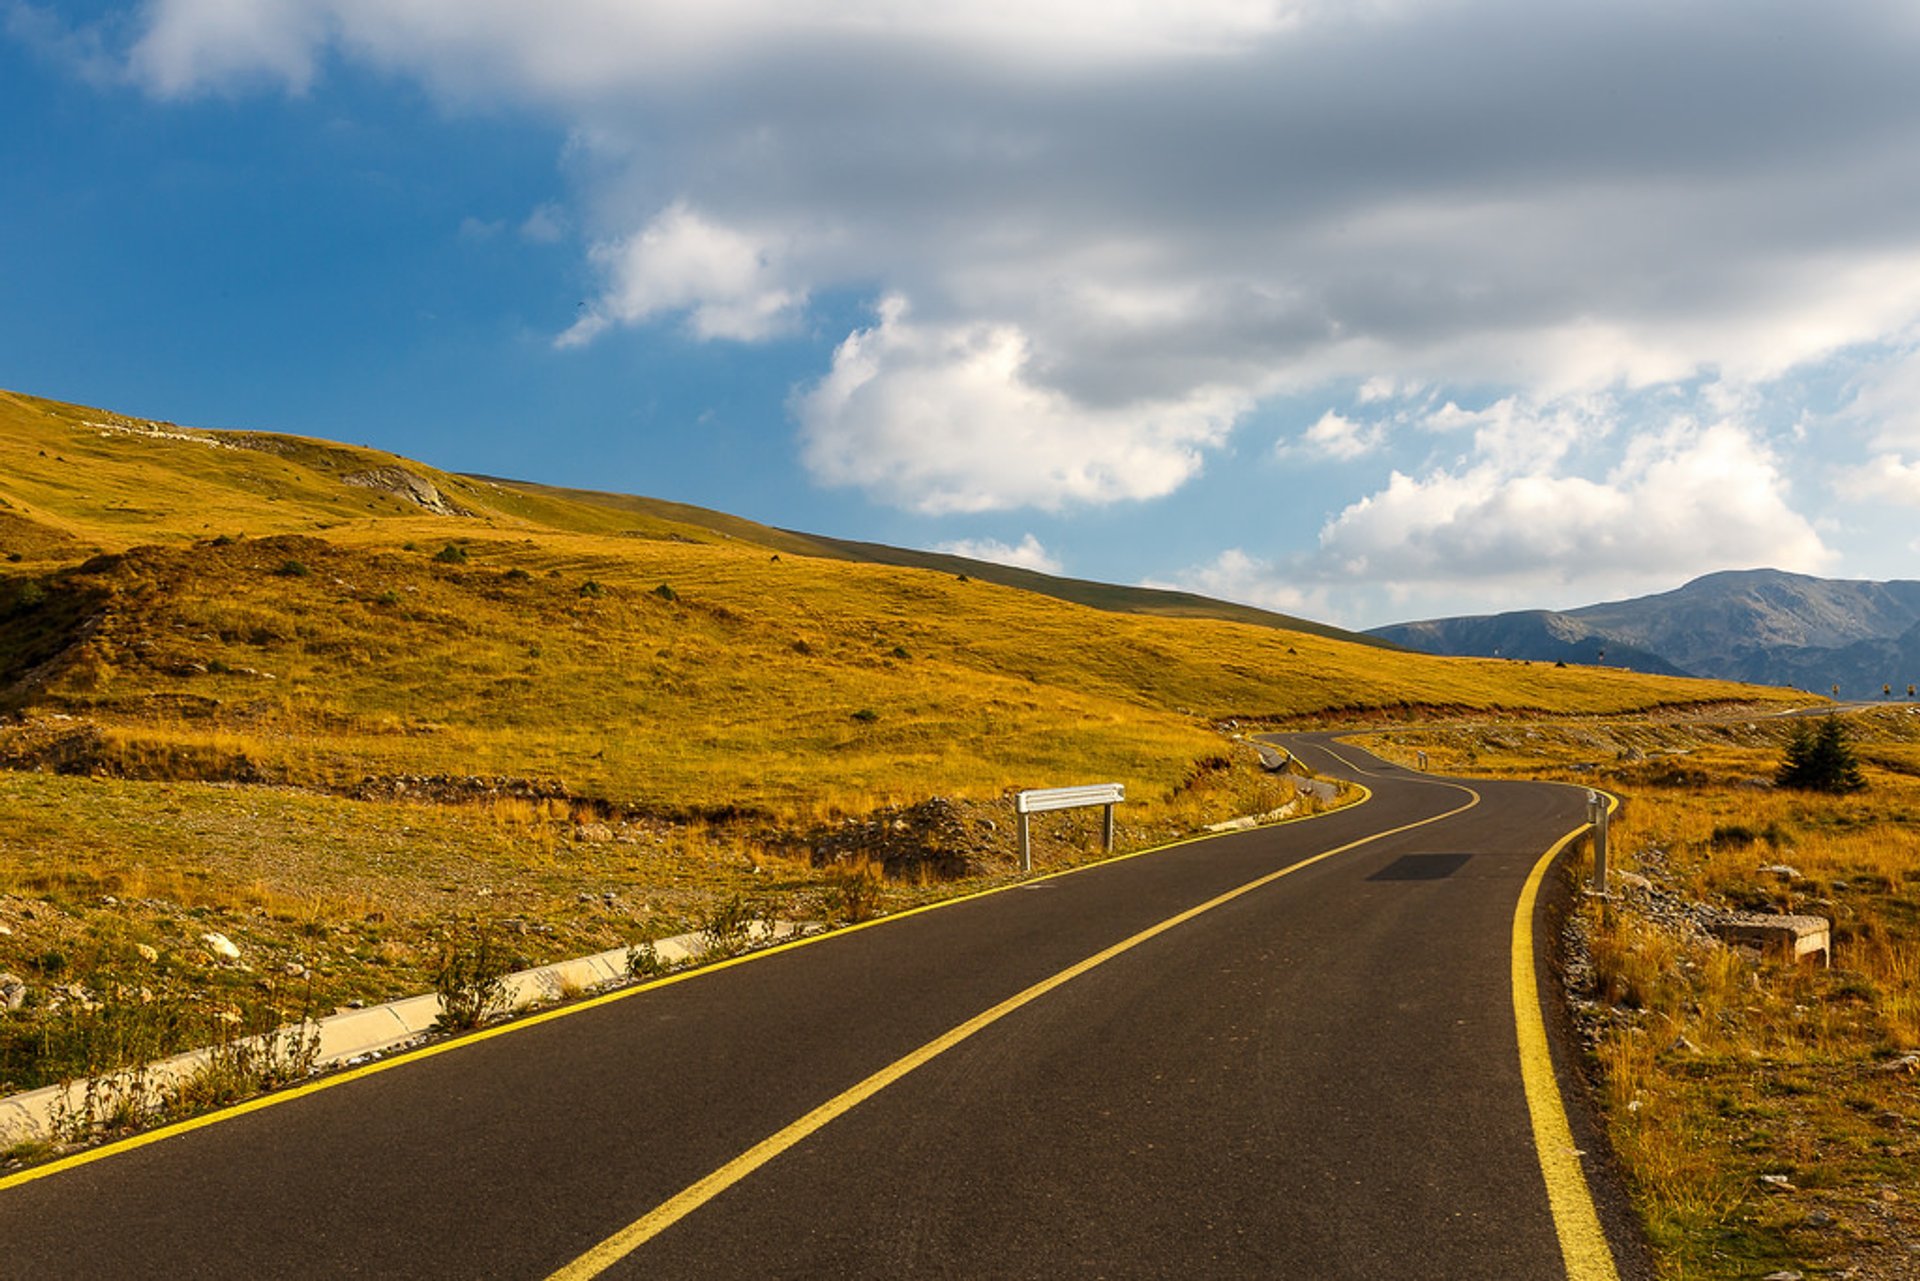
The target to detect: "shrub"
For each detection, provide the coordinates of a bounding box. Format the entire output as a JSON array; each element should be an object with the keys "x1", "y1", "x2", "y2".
[
  {"x1": 432, "y1": 543, "x2": 468, "y2": 565},
  {"x1": 851, "y1": 708, "x2": 879, "y2": 724},
  {"x1": 431, "y1": 923, "x2": 514, "y2": 1032},
  {"x1": 652, "y1": 583, "x2": 678, "y2": 602},
  {"x1": 1776, "y1": 716, "x2": 1867, "y2": 793},
  {"x1": 624, "y1": 939, "x2": 666, "y2": 981},
  {"x1": 822, "y1": 867, "x2": 884, "y2": 925},
  {"x1": 503, "y1": 568, "x2": 531, "y2": 582},
  {"x1": 579, "y1": 580, "x2": 606, "y2": 598},
  {"x1": 274, "y1": 560, "x2": 310, "y2": 578},
  {"x1": 9, "y1": 579, "x2": 47, "y2": 613},
  {"x1": 697, "y1": 895, "x2": 755, "y2": 959}
]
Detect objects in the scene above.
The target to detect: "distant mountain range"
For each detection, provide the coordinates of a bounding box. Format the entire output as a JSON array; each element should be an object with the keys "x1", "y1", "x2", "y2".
[{"x1": 1368, "y1": 569, "x2": 1920, "y2": 697}]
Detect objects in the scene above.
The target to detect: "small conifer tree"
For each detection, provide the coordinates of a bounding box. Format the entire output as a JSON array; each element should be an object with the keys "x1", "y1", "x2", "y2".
[{"x1": 1775, "y1": 716, "x2": 1866, "y2": 793}]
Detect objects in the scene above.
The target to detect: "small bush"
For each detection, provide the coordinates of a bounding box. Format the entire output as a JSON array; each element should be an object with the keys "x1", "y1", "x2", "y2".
[
  {"x1": 374, "y1": 589, "x2": 401, "y2": 606},
  {"x1": 274, "y1": 560, "x2": 310, "y2": 578},
  {"x1": 432, "y1": 543, "x2": 468, "y2": 565},
  {"x1": 5, "y1": 551, "x2": 21, "y2": 563},
  {"x1": 822, "y1": 867, "x2": 884, "y2": 925},
  {"x1": 652, "y1": 583, "x2": 678, "y2": 602},
  {"x1": 625, "y1": 939, "x2": 666, "y2": 981},
  {"x1": 851, "y1": 708, "x2": 879, "y2": 724},
  {"x1": 10, "y1": 579, "x2": 47, "y2": 612},
  {"x1": 432, "y1": 923, "x2": 514, "y2": 1032},
  {"x1": 503, "y1": 568, "x2": 531, "y2": 582},
  {"x1": 579, "y1": 580, "x2": 606, "y2": 598},
  {"x1": 697, "y1": 895, "x2": 756, "y2": 960},
  {"x1": 891, "y1": 646, "x2": 910, "y2": 660}
]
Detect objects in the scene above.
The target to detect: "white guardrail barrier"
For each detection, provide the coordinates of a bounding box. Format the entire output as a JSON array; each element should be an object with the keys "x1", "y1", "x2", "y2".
[{"x1": 1014, "y1": 783, "x2": 1125, "y2": 872}]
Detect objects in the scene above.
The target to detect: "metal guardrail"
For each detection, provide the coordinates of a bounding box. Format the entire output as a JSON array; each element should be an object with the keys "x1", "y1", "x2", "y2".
[{"x1": 1014, "y1": 783, "x2": 1125, "y2": 871}]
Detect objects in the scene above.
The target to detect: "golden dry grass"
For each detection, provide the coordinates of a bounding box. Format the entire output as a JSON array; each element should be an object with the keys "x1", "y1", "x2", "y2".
[{"x1": 1367, "y1": 708, "x2": 1920, "y2": 1279}]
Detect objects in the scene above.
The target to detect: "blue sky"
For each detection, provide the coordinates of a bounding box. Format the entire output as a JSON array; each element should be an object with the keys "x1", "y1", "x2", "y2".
[{"x1": 5, "y1": 2, "x2": 1920, "y2": 630}]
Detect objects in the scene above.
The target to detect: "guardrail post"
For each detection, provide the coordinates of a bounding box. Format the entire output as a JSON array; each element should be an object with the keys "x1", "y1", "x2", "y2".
[
  {"x1": 1587, "y1": 789, "x2": 1609, "y2": 894},
  {"x1": 1015, "y1": 783, "x2": 1124, "y2": 873}
]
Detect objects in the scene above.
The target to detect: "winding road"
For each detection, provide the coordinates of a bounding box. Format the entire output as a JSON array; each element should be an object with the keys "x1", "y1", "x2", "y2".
[{"x1": 0, "y1": 734, "x2": 1647, "y2": 1278}]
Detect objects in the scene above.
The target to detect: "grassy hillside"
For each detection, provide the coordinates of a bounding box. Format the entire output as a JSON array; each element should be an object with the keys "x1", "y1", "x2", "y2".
[{"x1": 0, "y1": 387, "x2": 1819, "y2": 1120}]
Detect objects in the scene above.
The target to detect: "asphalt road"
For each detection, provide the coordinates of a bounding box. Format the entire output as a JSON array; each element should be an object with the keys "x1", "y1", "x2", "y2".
[{"x1": 0, "y1": 735, "x2": 1647, "y2": 1279}]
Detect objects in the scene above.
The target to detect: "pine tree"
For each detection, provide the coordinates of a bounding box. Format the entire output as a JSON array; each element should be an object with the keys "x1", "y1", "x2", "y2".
[{"x1": 1776, "y1": 716, "x2": 1866, "y2": 793}]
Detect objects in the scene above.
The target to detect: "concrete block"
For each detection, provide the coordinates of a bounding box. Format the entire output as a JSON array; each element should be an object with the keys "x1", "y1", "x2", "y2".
[{"x1": 1712, "y1": 912, "x2": 1830, "y2": 966}]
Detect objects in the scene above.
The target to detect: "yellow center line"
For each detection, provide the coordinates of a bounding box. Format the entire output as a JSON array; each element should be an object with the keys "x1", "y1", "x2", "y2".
[
  {"x1": 544, "y1": 789, "x2": 1480, "y2": 1280},
  {"x1": 1512, "y1": 813, "x2": 1622, "y2": 1281}
]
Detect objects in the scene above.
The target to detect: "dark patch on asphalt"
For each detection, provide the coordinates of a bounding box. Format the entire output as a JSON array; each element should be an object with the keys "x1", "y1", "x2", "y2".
[{"x1": 1367, "y1": 852, "x2": 1473, "y2": 881}]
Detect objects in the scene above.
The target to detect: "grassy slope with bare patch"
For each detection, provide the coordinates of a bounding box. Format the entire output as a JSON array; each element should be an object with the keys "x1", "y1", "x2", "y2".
[{"x1": 0, "y1": 386, "x2": 1813, "y2": 1124}]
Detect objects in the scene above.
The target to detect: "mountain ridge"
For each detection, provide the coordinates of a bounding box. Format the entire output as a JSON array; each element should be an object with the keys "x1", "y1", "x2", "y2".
[{"x1": 1370, "y1": 568, "x2": 1920, "y2": 695}]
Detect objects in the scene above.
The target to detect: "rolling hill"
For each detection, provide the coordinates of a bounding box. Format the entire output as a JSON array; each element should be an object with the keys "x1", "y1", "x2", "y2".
[{"x1": 0, "y1": 384, "x2": 1819, "y2": 1101}]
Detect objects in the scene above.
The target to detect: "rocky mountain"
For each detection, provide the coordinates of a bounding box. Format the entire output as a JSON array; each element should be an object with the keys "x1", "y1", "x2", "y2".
[{"x1": 1370, "y1": 569, "x2": 1920, "y2": 696}]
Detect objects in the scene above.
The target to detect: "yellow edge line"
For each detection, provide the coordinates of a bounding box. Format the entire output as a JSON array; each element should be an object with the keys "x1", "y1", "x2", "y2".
[
  {"x1": 544, "y1": 786, "x2": 1479, "y2": 1280},
  {"x1": 0, "y1": 773, "x2": 1373, "y2": 1195},
  {"x1": 1513, "y1": 822, "x2": 1622, "y2": 1281}
]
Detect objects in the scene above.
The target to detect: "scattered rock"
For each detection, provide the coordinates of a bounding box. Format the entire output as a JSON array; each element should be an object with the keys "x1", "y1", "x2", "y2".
[
  {"x1": 574, "y1": 823, "x2": 615, "y2": 843},
  {"x1": 1758, "y1": 863, "x2": 1804, "y2": 880},
  {"x1": 1760, "y1": 1173, "x2": 1798, "y2": 1193},
  {"x1": 200, "y1": 931, "x2": 242, "y2": 961},
  {"x1": 1614, "y1": 871, "x2": 1653, "y2": 892},
  {"x1": 0, "y1": 972, "x2": 26, "y2": 1011},
  {"x1": 134, "y1": 943, "x2": 159, "y2": 963}
]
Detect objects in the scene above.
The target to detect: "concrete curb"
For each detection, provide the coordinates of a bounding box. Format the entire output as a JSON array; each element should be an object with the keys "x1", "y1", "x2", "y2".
[{"x1": 1, "y1": 922, "x2": 800, "y2": 1148}]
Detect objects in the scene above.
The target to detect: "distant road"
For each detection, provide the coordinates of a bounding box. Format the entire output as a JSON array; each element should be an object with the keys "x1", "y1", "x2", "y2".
[{"x1": 0, "y1": 735, "x2": 1645, "y2": 1279}]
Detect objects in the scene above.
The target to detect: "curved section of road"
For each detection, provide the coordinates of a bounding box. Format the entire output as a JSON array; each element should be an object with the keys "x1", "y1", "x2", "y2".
[{"x1": 0, "y1": 736, "x2": 1647, "y2": 1279}]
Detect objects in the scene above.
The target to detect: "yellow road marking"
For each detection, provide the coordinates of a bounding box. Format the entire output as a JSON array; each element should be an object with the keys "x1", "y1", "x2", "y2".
[
  {"x1": 1321, "y1": 732, "x2": 1623, "y2": 1278},
  {"x1": 1513, "y1": 820, "x2": 1622, "y2": 1281},
  {"x1": 544, "y1": 789, "x2": 1479, "y2": 1280},
  {"x1": 0, "y1": 773, "x2": 1372, "y2": 1195}
]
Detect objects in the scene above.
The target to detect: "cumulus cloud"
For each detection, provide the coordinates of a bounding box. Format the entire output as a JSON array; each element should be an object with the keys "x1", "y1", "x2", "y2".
[
  {"x1": 794, "y1": 297, "x2": 1245, "y2": 513},
  {"x1": 1838, "y1": 453, "x2": 1920, "y2": 507},
  {"x1": 1284, "y1": 410, "x2": 1382, "y2": 462},
  {"x1": 1144, "y1": 548, "x2": 1330, "y2": 619},
  {"x1": 558, "y1": 203, "x2": 804, "y2": 346},
  {"x1": 928, "y1": 533, "x2": 1063, "y2": 574},
  {"x1": 1316, "y1": 420, "x2": 1832, "y2": 591},
  {"x1": 109, "y1": 0, "x2": 1920, "y2": 537}
]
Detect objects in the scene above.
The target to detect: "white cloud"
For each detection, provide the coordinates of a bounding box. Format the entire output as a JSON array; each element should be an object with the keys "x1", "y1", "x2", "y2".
[
  {"x1": 1316, "y1": 420, "x2": 1832, "y2": 593},
  {"x1": 1838, "y1": 453, "x2": 1920, "y2": 507},
  {"x1": 1284, "y1": 410, "x2": 1381, "y2": 462},
  {"x1": 519, "y1": 202, "x2": 568, "y2": 245},
  {"x1": 1144, "y1": 548, "x2": 1335, "y2": 620},
  {"x1": 131, "y1": 0, "x2": 328, "y2": 95},
  {"x1": 928, "y1": 533, "x2": 1063, "y2": 574},
  {"x1": 794, "y1": 296, "x2": 1246, "y2": 513},
  {"x1": 112, "y1": 0, "x2": 1920, "y2": 522},
  {"x1": 557, "y1": 203, "x2": 804, "y2": 346}
]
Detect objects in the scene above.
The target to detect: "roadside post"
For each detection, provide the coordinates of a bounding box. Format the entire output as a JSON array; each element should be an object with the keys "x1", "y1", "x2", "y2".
[
  {"x1": 1587, "y1": 789, "x2": 1609, "y2": 894},
  {"x1": 1015, "y1": 783, "x2": 1125, "y2": 873}
]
